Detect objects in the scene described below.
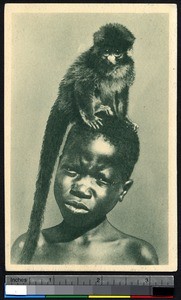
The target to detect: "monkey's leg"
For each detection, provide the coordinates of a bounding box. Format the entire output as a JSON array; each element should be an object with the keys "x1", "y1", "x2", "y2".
[
  {"x1": 115, "y1": 88, "x2": 139, "y2": 132},
  {"x1": 125, "y1": 116, "x2": 139, "y2": 132},
  {"x1": 114, "y1": 88, "x2": 128, "y2": 117}
]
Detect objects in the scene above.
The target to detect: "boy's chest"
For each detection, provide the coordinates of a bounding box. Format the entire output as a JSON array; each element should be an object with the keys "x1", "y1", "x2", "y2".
[{"x1": 32, "y1": 240, "x2": 137, "y2": 265}]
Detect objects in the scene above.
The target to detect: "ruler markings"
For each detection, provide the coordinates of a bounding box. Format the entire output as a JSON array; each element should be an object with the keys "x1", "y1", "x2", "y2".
[
  {"x1": 6, "y1": 275, "x2": 174, "y2": 286},
  {"x1": 5, "y1": 274, "x2": 174, "y2": 298}
]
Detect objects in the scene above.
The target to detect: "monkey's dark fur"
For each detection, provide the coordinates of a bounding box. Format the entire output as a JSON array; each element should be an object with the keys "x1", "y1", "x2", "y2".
[{"x1": 19, "y1": 23, "x2": 136, "y2": 263}]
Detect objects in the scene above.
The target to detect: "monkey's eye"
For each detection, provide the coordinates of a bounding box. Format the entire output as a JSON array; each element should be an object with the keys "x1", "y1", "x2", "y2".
[
  {"x1": 104, "y1": 49, "x2": 109, "y2": 55},
  {"x1": 115, "y1": 51, "x2": 124, "y2": 58},
  {"x1": 103, "y1": 49, "x2": 110, "y2": 58}
]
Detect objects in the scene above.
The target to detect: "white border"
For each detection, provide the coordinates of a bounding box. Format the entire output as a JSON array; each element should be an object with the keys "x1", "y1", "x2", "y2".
[{"x1": 5, "y1": 3, "x2": 177, "y2": 272}]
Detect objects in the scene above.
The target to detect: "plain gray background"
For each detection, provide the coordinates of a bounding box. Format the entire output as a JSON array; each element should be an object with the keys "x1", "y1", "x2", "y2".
[{"x1": 11, "y1": 13, "x2": 169, "y2": 264}]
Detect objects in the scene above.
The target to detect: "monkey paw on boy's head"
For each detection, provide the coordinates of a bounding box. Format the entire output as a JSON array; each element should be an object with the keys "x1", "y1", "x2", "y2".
[{"x1": 85, "y1": 111, "x2": 139, "y2": 133}]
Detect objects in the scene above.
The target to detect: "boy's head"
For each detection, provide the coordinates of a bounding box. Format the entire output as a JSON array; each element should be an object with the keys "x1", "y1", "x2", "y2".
[
  {"x1": 54, "y1": 116, "x2": 140, "y2": 227},
  {"x1": 63, "y1": 116, "x2": 140, "y2": 182}
]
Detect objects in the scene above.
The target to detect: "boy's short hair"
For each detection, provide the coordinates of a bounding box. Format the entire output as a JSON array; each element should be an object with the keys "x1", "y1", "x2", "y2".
[{"x1": 63, "y1": 115, "x2": 140, "y2": 181}]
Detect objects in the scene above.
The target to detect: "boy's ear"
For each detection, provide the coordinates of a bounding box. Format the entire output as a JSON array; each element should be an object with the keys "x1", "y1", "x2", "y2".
[{"x1": 119, "y1": 179, "x2": 133, "y2": 202}]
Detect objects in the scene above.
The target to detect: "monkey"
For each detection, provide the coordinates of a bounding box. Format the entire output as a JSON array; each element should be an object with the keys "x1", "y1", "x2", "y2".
[
  {"x1": 19, "y1": 23, "x2": 136, "y2": 263},
  {"x1": 59, "y1": 23, "x2": 136, "y2": 129}
]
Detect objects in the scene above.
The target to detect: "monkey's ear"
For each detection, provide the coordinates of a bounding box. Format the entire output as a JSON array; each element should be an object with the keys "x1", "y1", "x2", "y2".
[
  {"x1": 125, "y1": 32, "x2": 135, "y2": 45},
  {"x1": 127, "y1": 48, "x2": 133, "y2": 57},
  {"x1": 93, "y1": 30, "x2": 104, "y2": 46}
]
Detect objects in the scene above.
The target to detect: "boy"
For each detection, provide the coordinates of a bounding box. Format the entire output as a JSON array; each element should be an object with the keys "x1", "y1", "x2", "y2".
[{"x1": 12, "y1": 116, "x2": 158, "y2": 265}]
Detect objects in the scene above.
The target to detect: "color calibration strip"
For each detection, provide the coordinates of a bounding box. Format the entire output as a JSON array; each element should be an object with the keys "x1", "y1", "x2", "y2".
[
  {"x1": 4, "y1": 295, "x2": 174, "y2": 299},
  {"x1": 47, "y1": 296, "x2": 174, "y2": 299}
]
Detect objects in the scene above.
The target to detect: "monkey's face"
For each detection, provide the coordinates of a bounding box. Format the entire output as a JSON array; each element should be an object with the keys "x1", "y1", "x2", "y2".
[
  {"x1": 93, "y1": 45, "x2": 131, "y2": 72},
  {"x1": 92, "y1": 23, "x2": 135, "y2": 69},
  {"x1": 101, "y1": 47, "x2": 125, "y2": 65}
]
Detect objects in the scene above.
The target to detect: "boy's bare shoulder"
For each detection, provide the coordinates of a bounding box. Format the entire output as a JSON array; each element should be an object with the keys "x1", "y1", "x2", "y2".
[
  {"x1": 11, "y1": 233, "x2": 27, "y2": 263},
  {"x1": 118, "y1": 232, "x2": 159, "y2": 265},
  {"x1": 11, "y1": 232, "x2": 46, "y2": 264}
]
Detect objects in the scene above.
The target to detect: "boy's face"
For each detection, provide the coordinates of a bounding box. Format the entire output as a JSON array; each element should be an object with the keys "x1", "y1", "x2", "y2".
[{"x1": 54, "y1": 134, "x2": 129, "y2": 227}]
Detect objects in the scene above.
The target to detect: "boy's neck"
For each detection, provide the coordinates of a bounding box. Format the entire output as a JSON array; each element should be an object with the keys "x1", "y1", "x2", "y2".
[
  {"x1": 42, "y1": 217, "x2": 118, "y2": 244},
  {"x1": 59, "y1": 217, "x2": 109, "y2": 242}
]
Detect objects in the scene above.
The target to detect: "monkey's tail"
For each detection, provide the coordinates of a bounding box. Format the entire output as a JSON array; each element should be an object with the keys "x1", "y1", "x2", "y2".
[{"x1": 18, "y1": 101, "x2": 70, "y2": 264}]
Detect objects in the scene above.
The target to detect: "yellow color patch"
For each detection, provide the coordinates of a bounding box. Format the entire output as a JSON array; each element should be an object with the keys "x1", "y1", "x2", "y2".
[{"x1": 89, "y1": 296, "x2": 131, "y2": 299}]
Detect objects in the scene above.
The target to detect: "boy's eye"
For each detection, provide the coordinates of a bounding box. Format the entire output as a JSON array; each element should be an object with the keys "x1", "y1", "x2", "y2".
[
  {"x1": 63, "y1": 167, "x2": 78, "y2": 177},
  {"x1": 96, "y1": 175, "x2": 112, "y2": 186}
]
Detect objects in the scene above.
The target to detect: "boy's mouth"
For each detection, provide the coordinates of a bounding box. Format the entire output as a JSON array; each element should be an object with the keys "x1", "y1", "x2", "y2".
[{"x1": 65, "y1": 201, "x2": 90, "y2": 214}]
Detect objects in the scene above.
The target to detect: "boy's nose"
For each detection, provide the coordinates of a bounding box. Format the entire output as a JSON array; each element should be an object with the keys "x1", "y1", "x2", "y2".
[{"x1": 70, "y1": 182, "x2": 92, "y2": 199}]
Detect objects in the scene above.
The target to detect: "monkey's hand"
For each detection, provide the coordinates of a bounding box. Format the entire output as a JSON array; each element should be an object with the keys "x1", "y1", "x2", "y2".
[
  {"x1": 79, "y1": 109, "x2": 103, "y2": 129},
  {"x1": 96, "y1": 105, "x2": 114, "y2": 116}
]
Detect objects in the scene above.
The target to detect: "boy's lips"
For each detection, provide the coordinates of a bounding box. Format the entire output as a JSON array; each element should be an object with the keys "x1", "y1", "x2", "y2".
[{"x1": 65, "y1": 200, "x2": 90, "y2": 213}]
